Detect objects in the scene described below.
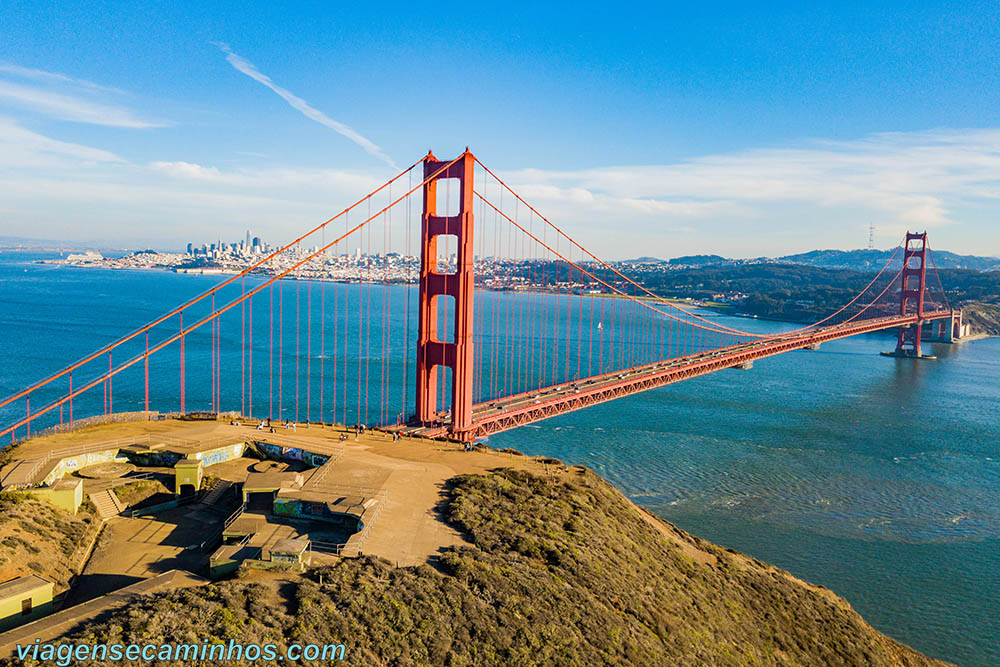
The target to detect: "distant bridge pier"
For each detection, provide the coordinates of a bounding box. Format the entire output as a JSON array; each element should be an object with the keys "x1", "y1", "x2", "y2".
[
  {"x1": 952, "y1": 310, "x2": 971, "y2": 340},
  {"x1": 806, "y1": 342, "x2": 822, "y2": 351},
  {"x1": 920, "y1": 310, "x2": 969, "y2": 343}
]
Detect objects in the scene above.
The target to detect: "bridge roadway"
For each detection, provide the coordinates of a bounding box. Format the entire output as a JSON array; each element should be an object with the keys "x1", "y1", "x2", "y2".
[{"x1": 406, "y1": 311, "x2": 954, "y2": 441}]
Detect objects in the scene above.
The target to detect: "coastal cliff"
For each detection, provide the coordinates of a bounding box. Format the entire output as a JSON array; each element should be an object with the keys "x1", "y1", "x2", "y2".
[
  {"x1": 10, "y1": 467, "x2": 947, "y2": 666},
  {"x1": 964, "y1": 302, "x2": 1000, "y2": 335}
]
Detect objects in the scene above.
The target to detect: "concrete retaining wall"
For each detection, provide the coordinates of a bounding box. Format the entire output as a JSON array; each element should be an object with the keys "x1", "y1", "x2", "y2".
[{"x1": 42, "y1": 449, "x2": 124, "y2": 486}]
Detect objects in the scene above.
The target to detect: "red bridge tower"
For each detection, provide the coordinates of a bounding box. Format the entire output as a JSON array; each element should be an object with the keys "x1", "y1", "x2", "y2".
[{"x1": 415, "y1": 150, "x2": 476, "y2": 439}]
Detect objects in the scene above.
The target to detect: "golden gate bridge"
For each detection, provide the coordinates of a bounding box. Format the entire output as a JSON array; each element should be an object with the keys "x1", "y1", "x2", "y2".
[{"x1": 0, "y1": 150, "x2": 959, "y2": 444}]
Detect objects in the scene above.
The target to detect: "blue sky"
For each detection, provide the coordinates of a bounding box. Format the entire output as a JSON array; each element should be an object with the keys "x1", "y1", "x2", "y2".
[{"x1": 1, "y1": 1, "x2": 999, "y2": 258}]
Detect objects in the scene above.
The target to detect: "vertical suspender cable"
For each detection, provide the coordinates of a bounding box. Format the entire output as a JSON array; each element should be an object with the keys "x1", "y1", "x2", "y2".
[
  {"x1": 249, "y1": 292, "x2": 253, "y2": 418},
  {"x1": 279, "y1": 279, "x2": 283, "y2": 419},
  {"x1": 321, "y1": 231, "x2": 326, "y2": 424},
  {"x1": 241, "y1": 277, "x2": 245, "y2": 416},
  {"x1": 307, "y1": 275, "x2": 312, "y2": 422},
  {"x1": 296, "y1": 270, "x2": 301, "y2": 422},
  {"x1": 270, "y1": 284, "x2": 274, "y2": 420},
  {"x1": 180, "y1": 312, "x2": 185, "y2": 414}
]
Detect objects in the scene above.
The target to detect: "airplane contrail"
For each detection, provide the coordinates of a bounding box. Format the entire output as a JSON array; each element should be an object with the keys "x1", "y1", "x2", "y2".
[{"x1": 215, "y1": 43, "x2": 398, "y2": 170}]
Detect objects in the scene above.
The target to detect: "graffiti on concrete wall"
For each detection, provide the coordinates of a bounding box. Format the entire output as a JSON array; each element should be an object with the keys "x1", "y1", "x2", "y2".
[
  {"x1": 196, "y1": 443, "x2": 245, "y2": 468},
  {"x1": 255, "y1": 443, "x2": 329, "y2": 468},
  {"x1": 46, "y1": 449, "x2": 121, "y2": 485},
  {"x1": 272, "y1": 498, "x2": 360, "y2": 532}
]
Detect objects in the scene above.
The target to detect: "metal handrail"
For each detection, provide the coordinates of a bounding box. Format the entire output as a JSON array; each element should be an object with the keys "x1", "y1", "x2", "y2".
[
  {"x1": 308, "y1": 540, "x2": 347, "y2": 556},
  {"x1": 121, "y1": 471, "x2": 156, "y2": 482},
  {"x1": 223, "y1": 505, "x2": 245, "y2": 529}
]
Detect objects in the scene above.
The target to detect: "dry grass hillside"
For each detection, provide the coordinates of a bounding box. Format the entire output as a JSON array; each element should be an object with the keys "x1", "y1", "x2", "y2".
[
  {"x1": 0, "y1": 493, "x2": 99, "y2": 591},
  {"x1": 10, "y1": 468, "x2": 949, "y2": 666}
]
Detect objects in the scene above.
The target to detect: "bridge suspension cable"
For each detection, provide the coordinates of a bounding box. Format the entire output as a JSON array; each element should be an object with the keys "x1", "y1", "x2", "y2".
[
  {"x1": 472, "y1": 157, "x2": 764, "y2": 337},
  {"x1": 471, "y1": 157, "x2": 936, "y2": 341},
  {"x1": 0, "y1": 156, "x2": 427, "y2": 416}
]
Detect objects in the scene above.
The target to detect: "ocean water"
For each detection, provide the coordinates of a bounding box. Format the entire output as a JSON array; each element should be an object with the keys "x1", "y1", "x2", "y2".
[{"x1": 1, "y1": 251, "x2": 997, "y2": 665}]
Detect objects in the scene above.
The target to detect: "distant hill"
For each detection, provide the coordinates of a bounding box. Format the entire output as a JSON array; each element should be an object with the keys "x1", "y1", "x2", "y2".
[
  {"x1": 666, "y1": 254, "x2": 730, "y2": 267},
  {"x1": 622, "y1": 256, "x2": 668, "y2": 264},
  {"x1": 775, "y1": 249, "x2": 895, "y2": 271},
  {"x1": 776, "y1": 248, "x2": 1000, "y2": 272},
  {"x1": 636, "y1": 248, "x2": 1000, "y2": 272},
  {"x1": 624, "y1": 254, "x2": 737, "y2": 267}
]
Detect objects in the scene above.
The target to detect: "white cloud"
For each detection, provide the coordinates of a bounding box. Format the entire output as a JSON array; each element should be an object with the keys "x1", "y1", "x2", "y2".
[
  {"x1": 0, "y1": 116, "x2": 122, "y2": 167},
  {"x1": 500, "y1": 129, "x2": 1000, "y2": 227},
  {"x1": 0, "y1": 79, "x2": 166, "y2": 128},
  {"x1": 149, "y1": 160, "x2": 224, "y2": 181},
  {"x1": 148, "y1": 160, "x2": 382, "y2": 193},
  {"x1": 0, "y1": 165, "x2": 337, "y2": 247},
  {"x1": 0, "y1": 176, "x2": 299, "y2": 209},
  {"x1": 0, "y1": 148, "x2": 405, "y2": 248},
  {"x1": 0, "y1": 63, "x2": 124, "y2": 95},
  {"x1": 215, "y1": 43, "x2": 398, "y2": 170}
]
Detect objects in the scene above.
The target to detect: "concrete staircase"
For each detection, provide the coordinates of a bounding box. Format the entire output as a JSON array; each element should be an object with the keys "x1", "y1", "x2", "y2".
[
  {"x1": 88, "y1": 489, "x2": 125, "y2": 520},
  {"x1": 199, "y1": 479, "x2": 233, "y2": 506}
]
